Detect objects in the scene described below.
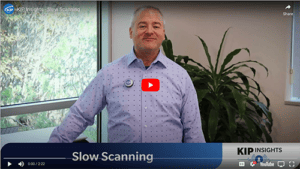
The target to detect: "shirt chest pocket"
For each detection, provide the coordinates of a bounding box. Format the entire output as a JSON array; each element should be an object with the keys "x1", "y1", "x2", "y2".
[
  {"x1": 106, "y1": 79, "x2": 142, "y2": 113},
  {"x1": 153, "y1": 79, "x2": 182, "y2": 118}
]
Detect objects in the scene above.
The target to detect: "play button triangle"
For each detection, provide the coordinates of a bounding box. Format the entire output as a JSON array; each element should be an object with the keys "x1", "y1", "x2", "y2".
[{"x1": 149, "y1": 83, "x2": 153, "y2": 88}]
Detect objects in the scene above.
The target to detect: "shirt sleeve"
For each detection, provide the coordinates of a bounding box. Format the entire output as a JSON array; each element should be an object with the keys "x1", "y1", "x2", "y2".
[
  {"x1": 48, "y1": 69, "x2": 108, "y2": 143},
  {"x1": 181, "y1": 71, "x2": 206, "y2": 143}
]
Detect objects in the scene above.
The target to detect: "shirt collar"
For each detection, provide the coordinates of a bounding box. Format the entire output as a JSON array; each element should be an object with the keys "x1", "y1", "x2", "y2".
[{"x1": 127, "y1": 47, "x2": 167, "y2": 68}]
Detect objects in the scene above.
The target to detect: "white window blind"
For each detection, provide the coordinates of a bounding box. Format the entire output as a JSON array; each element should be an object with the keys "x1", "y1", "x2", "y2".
[{"x1": 292, "y1": 2, "x2": 300, "y2": 99}]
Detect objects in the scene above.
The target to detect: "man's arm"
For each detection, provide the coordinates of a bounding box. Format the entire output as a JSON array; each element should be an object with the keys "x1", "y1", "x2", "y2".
[
  {"x1": 181, "y1": 72, "x2": 206, "y2": 143},
  {"x1": 48, "y1": 70, "x2": 108, "y2": 143}
]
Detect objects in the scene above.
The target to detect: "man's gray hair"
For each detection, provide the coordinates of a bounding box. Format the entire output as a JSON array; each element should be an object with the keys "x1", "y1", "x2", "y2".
[{"x1": 130, "y1": 5, "x2": 165, "y2": 29}]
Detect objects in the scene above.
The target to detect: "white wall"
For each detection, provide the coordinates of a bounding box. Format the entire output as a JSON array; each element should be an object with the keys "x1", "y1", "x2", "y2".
[
  {"x1": 111, "y1": 2, "x2": 134, "y2": 60},
  {"x1": 110, "y1": 2, "x2": 300, "y2": 142}
]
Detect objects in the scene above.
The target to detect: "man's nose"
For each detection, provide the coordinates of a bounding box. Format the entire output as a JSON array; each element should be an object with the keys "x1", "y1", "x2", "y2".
[{"x1": 145, "y1": 26, "x2": 154, "y2": 34}]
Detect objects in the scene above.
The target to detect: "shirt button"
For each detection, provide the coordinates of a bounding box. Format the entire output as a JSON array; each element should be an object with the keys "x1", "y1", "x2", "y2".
[
  {"x1": 145, "y1": 125, "x2": 147, "y2": 127},
  {"x1": 145, "y1": 107, "x2": 147, "y2": 109}
]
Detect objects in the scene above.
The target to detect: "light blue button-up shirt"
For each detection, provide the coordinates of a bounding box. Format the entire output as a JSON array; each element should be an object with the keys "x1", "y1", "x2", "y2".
[{"x1": 48, "y1": 48, "x2": 206, "y2": 143}]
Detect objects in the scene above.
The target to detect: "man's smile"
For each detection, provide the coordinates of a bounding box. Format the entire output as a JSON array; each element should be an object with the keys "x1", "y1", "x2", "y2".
[{"x1": 143, "y1": 38, "x2": 156, "y2": 41}]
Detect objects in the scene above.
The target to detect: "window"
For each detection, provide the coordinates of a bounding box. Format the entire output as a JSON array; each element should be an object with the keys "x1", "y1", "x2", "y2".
[
  {"x1": 1, "y1": 1, "x2": 97, "y2": 105},
  {"x1": 291, "y1": 1, "x2": 300, "y2": 102},
  {"x1": 1, "y1": 1, "x2": 99, "y2": 142},
  {"x1": 1, "y1": 109, "x2": 69, "y2": 133},
  {"x1": 286, "y1": 1, "x2": 300, "y2": 106}
]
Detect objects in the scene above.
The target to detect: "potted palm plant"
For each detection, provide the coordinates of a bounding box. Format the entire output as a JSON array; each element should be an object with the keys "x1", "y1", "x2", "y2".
[{"x1": 162, "y1": 28, "x2": 273, "y2": 142}]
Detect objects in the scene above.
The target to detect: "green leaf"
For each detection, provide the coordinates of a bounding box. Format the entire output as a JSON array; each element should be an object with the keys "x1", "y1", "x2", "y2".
[
  {"x1": 260, "y1": 124, "x2": 273, "y2": 142},
  {"x1": 176, "y1": 55, "x2": 189, "y2": 64},
  {"x1": 222, "y1": 64, "x2": 256, "y2": 78},
  {"x1": 220, "y1": 49, "x2": 241, "y2": 73},
  {"x1": 2, "y1": 88, "x2": 12, "y2": 97},
  {"x1": 250, "y1": 67, "x2": 256, "y2": 77},
  {"x1": 247, "y1": 78, "x2": 271, "y2": 108},
  {"x1": 194, "y1": 76, "x2": 214, "y2": 90},
  {"x1": 217, "y1": 76, "x2": 239, "y2": 92},
  {"x1": 215, "y1": 27, "x2": 231, "y2": 73},
  {"x1": 196, "y1": 36, "x2": 214, "y2": 73},
  {"x1": 246, "y1": 77, "x2": 262, "y2": 96},
  {"x1": 206, "y1": 94, "x2": 219, "y2": 110},
  {"x1": 196, "y1": 89, "x2": 210, "y2": 102},
  {"x1": 167, "y1": 40, "x2": 173, "y2": 57},
  {"x1": 248, "y1": 115, "x2": 264, "y2": 141},
  {"x1": 243, "y1": 116, "x2": 257, "y2": 141},
  {"x1": 236, "y1": 123, "x2": 252, "y2": 142},
  {"x1": 259, "y1": 91, "x2": 270, "y2": 109},
  {"x1": 186, "y1": 57, "x2": 211, "y2": 73},
  {"x1": 220, "y1": 99, "x2": 237, "y2": 134},
  {"x1": 162, "y1": 40, "x2": 169, "y2": 56},
  {"x1": 224, "y1": 60, "x2": 268, "y2": 77},
  {"x1": 162, "y1": 38, "x2": 174, "y2": 61},
  {"x1": 233, "y1": 72, "x2": 250, "y2": 96},
  {"x1": 220, "y1": 48, "x2": 250, "y2": 74},
  {"x1": 222, "y1": 82, "x2": 244, "y2": 96},
  {"x1": 262, "y1": 119, "x2": 272, "y2": 133},
  {"x1": 183, "y1": 56, "x2": 189, "y2": 64},
  {"x1": 255, "y1": 101, "x2": 272, "y2": 126},
  {"x1": 208, "y1": 108, "x2": 219, "y2": 142},
  {"x1": 227, "y1": 85, "x2": 246, "y2": 118},
  {"x1": 176, "y1": 55, "x2": 183, "y2": 63},
  {"x1": 185, "y1": 64, "x2": 200, "y2": 71},
  {"x1": 248, "y1": 91, "x2": 260, "y2": 102}
]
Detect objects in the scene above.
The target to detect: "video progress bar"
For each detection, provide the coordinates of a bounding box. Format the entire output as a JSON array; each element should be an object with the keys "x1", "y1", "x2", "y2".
[{"x1": 4, "y1": 157, "x2": 66, "y2": 159}]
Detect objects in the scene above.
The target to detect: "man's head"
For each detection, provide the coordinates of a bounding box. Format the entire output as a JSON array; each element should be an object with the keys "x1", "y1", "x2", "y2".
[{"x1": 129, "y1": 6, "x2": 165, "y2": 53}]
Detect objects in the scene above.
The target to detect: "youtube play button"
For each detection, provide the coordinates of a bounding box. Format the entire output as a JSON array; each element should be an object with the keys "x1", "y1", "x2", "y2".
[{"x1": 142, "y1": 79, "x2": 160, "y2": 92}]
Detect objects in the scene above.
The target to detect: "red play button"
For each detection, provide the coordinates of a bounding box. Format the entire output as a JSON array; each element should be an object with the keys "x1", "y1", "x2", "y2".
[{"x1": 142, "y1": 79, "x2": 160, "y2": 92}]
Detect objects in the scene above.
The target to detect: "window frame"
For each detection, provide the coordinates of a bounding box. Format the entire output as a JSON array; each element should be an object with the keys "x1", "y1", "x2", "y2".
[
  {"x1": 0, "y1": 1, "x2": 104, "y2": 142},
  {"x1": 285, "y1": 1, "x2": 300, "y2": 106}
]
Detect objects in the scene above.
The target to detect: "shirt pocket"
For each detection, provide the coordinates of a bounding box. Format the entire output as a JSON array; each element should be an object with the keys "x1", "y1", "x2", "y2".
[
  {"x1": 154, "y1": 77, "x2": 182, "y2": 118},
  {"x1": 106, "y1": 77, "x2": 142, "y2": 116}
]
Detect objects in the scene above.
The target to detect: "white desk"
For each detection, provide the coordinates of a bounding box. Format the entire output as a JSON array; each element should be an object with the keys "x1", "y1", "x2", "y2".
[{"x1": 1, "y1": 127, "x2": 93, "y2": 149}]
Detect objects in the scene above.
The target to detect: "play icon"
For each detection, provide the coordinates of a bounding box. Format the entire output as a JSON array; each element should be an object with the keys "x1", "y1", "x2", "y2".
[
  {"x1": 142, "y1": 79, "x2": 160, "y2": 92},
  {"x1": 8, "y1": 161, "x2": 12, "y2": 167}
]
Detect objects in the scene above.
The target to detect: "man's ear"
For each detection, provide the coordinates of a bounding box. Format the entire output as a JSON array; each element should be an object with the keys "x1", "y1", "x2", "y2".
[
  {"x1": 129, "y1": 27, "x2": 133, "y2": 39},
  {"x1": 163, "y1": 29, "x2": 165, "y2": 40}
]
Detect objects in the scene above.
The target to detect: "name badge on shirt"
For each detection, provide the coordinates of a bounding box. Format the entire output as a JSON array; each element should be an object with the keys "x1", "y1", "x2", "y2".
[{"x1": 124, "y1": 79, "x2": 134, "y2": 88}]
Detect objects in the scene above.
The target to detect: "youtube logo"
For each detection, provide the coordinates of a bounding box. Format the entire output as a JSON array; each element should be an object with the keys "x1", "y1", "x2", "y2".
[{"x1": 142, "y1": 79, "x2": 160, "y2": 92}]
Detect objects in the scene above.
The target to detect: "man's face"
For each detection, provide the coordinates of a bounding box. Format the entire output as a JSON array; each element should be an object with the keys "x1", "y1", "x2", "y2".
[{"x1": 129, "y1": 9, "x2": 165, "y2": 52}]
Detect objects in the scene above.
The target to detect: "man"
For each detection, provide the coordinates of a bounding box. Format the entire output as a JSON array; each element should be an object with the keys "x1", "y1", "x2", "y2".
[{"x1": 48, "y1": 6, "x2": 206, "y2": 143}]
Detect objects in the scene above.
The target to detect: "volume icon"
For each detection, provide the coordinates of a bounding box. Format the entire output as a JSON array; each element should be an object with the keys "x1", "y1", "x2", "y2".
[{"x1": 18, "y1": 161, "x2": 24, "y2": 167}]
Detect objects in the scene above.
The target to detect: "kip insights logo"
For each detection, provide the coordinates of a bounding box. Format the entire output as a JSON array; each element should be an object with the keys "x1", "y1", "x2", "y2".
[
  {"x1": 4, "y1": 3, "x2": 14, "y2": 14},
  {"x1": 237, "y1": 147, "x2": 282, "y2": 155}
]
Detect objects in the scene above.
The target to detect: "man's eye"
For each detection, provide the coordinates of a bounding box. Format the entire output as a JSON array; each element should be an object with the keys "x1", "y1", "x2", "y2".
[
  {"x1": 139, "y1": 26, "x2": 146, "y2": 28},
  {"x1": 154, "y1": 26, "x2": 160, "y2": 29}
]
